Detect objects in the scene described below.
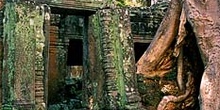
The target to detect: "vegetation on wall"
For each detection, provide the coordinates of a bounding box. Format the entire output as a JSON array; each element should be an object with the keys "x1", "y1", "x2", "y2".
[
  {"x1": 14, "y1": 3, "x2": 38, "y2": 101},
  {"x1": 2, "y1": 3, "x2": 17, "y2": 108},
  {"x1": 3, "y1": 2, "x2": 44, "y2": 109},
  {"x1": 111, "y1": 10, "x2": 127, "y2": 109},
  {"x1": 90, "y1": 7, "x2": 143, "y2": 109},
  {"x1": 116, "y1": 0, "x2": 151, "y2": 7},
  {"x1": 90, "y1": 13, "x2": 105, "y2": 110},
  {"x1": 2, "y1": 0, "x2": 213, "y2": 109}
]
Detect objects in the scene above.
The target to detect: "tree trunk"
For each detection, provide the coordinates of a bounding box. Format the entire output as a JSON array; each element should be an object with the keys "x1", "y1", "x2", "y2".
[
  {"x1": 184, "y1": 0, "x2": 220, "y2": 109},
  {"x1": 137, "y1": 0, "x2": 220, "y2": 109},
  {"x1": 136, "y1": 0, "x2": 182, "y2": 78}
]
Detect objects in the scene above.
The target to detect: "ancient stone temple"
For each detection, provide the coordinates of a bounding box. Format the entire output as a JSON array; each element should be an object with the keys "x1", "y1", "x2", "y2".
[{"x1": 0, "y1": 0, "x2": 168, "y2": 109}]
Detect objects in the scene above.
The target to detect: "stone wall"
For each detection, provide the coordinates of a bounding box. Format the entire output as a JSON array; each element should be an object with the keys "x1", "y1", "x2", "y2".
[
  {"x1": 0, "y1": 1, "x2": 169, "y2": 109},
  {"x1": 48, "y1": 14, "x2": 86, "y2": 109},
  {"x1": 88, "y1": 7, "x2": 154, "y2": 109},
  {"x1": 130, "y1": 1, "x2": 169, "y2": 42},
  {"x1": 47, "y1": 0, "x2": 103, "y2": 12},
  {"x1": 0, "y1": 7, "x2": 3, "y2": 108},
  {"x1": 2, "y1": 3, "x2": 45, "y2": 109},
  {"x1": 86, "y1": 2, "x2": 168, "y2": 109},
  {"x1": 41, "y1": 2, "x2": 169, "y2": 109}
]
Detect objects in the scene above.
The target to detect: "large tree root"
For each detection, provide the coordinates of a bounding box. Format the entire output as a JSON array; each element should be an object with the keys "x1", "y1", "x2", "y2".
[
  {"x1": 137, "y1": 0, "x2": 220, "y2": 109},
  {"x1": 184, "y1": 0, "x2": 220, "y2": 109},
  {"x1": 136, "y1": 0, "x2": 182, "y2": 78},
  {"x1": 157, "y1": 72, "x2": 194, "y2": 110},
  {"x1": 175, "y1": 7, "x2": 187, "y2": 91}
]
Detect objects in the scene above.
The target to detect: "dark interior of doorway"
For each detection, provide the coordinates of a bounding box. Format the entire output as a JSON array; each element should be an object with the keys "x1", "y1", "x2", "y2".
[
  {"x1": 48, "y1": 38, "x2": 84, "y2": 109},
  {"x1": 67, "y1": 39, "x2": 83, "y2": 66},
  {"x1": 64, "y1": 38, "x2": 83, "y2": 105},
  {"x1": 134, "y1": 42, "x2": 150, "y2": 63},
  {"x1": 48, "y1": 14, "x2": 84, "y2": 109},
  {"x1": 65, "y1": 38, "x2": 83, "y2": 96}
]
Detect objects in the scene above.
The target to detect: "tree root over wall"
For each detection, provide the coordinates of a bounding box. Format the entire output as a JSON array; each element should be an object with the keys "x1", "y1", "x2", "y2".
[{"x1": 136, "y1": 0, "x2": 220, "y2": 109}]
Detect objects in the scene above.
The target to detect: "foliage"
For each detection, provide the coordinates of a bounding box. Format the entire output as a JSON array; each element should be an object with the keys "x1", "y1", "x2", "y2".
[
  {"x1": 3, "y1": 2, "x2": 44, "y2": 109},
  {"x1": 3, "y1": 2, "x2": 17, "y2": 106},
  {"x1": 15, "y1": 3, "x2": 36, "y2": 98},
  {"x1": 116, "y1": 0, "x2": 126, "y2": 6},
  {"x1": 111, "y1": 11, "x2": 126, "y2": 109},
  {"x1": 116, "y1": 0, "x2": 151, "y2": 7},
  {"x1": 91, "y1": 13, "x2": 104, "y2": 110}
]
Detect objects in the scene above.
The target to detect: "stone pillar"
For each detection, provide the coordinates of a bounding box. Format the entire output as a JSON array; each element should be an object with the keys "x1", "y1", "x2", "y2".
[
  {"x1": 87, "y1": 15, "x2": 105, "y2": 109},
  {"x1": 118, "y1": 9, "x2": 143, "y2": 109},
  {"x1": 2, "y1": 2, "x2": 35, "y2": 109},
  {"x1": 35, "y1": 5, "x2": 50, "y2": 110},
  {"x1": 47, "y1": 14, "x2": 68, "y2": 105},
  {"x1": 94, "y1": 8, "x2": 142, "y2": 109},
  {"x1": 0, "y1": 5, "x2": 3, "y2": 108},
  {"x1": 2, "y1": 2, "x2": 45, "y2": 110},
  {"x1": 2, "y1": 3, "x2": 17, "y2": 109}
]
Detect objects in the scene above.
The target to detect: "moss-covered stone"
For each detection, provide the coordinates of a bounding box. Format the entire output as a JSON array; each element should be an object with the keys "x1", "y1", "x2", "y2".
[
  {"x1": 3, "y1": 2, "x2": 44, "y2": 110},
  {"x1": 2, "y1": 3, "x2": 17, "y2": 109},
  {"x1": 86, "y1": 11, "x2": 106, "y2": 110},
  {"x1": 90, "y1": 8, "x2": 142, "y2": 109},
  {"x1": 0, "y1": 2, "x2": 4, "y2": 108}
]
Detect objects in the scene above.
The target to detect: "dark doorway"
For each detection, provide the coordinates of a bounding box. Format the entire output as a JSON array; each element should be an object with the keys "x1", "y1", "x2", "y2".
[
  {"x1": 67, "y1": 39, "x2": 83, "y2": 66},
  {"x1": 134, "y1": 42, "x2": 150, "y2": 63},
  {"x1": 48, "y1": 13, "x2": 85, "y2": 109}
]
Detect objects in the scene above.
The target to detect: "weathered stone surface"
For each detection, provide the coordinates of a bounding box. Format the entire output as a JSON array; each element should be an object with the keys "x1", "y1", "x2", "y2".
[
  {"x1": 48, "y1": 14, "x2": 67, "y2": 105},
  {"x1": 98, "y1": 9, "x2": 121, "y2": 109},
  {"x1": 48, "y1": 13, "x2": 86, "y2": 109},
  {"x1": 130, "y1": 1, "x2": 169, "y2": 42},
  {"x1": 0, "y1": 1, "x2": 169, "y2": 109},
  {"x1": 87, "y1": 14, "x2": 106, "y2": 110},
  {"x1": 90, "y1": 8, "x2": 143, "y2": 109},
  {"x1": 0, "y1": 7, "x2": 3, "y2": 108},
  {"x1": 36, "y1": 92, "x2": 44, "y2": 97},
  {"x1": 0, "y1": 2, "x2": 50, "y2": 110}
]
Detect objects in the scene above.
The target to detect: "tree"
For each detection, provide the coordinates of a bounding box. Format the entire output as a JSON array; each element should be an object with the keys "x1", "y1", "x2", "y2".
[{"x1": 137, "y1": 0, "x2": 220, "y2": 109}]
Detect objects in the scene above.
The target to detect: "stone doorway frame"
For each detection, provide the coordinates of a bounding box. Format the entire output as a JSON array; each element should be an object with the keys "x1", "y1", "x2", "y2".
[{"x1": 43, "y1": 4, "x2": 96, "y2": 109}]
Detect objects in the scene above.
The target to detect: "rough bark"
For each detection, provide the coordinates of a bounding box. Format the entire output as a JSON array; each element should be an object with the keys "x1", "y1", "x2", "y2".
[
  {"x1": 137, "y1": 0, "x2": 220, "y2": 109},
  {"x1": 0, "y1": 0, "x2": 3, "y2": 10},
  {"x1": 175, "y1": 7, "x2": 187, "y2": 91},
  {"x1": 157, "y1": 72, "x2": 194, "y2": 110},
  {"x1": 136, "y1": 0, "x2": 182, "y2": 78},
  {"x1": 184, "y1": 0, "x2": 220, "y2": 109}
]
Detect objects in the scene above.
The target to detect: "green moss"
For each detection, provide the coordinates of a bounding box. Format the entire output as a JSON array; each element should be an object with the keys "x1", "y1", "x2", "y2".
[
  {"x1": 93, "y1": 12, "x2": 102, "y2": 66},
  {"x1": 94, "y1": 9, "x2": 128, "y2": 109},
  {"x1": 51, "y1": 0, "x2": 62, "y2": 4},
  {"x1": 3, "y1": 2, "x2": 17, "y2": 106},
  {"x1": 110, "y1": 10, "x2": 126, "y2": 109},
  {"x1": 164, "y1": 68, "x2": 177, "y2": 81},
  {"x1": 91, "y1": 13, "x2": 104, "y2": 110},
  {"x1": 15, "y1": 3, "x2": 44, "y2": 103},
  {"x1": 116, "y1": 0, "x2": 126, "y2": 6},
  {"x1": 3, "y1": 2, "x2": 44, "y2": 109}
]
